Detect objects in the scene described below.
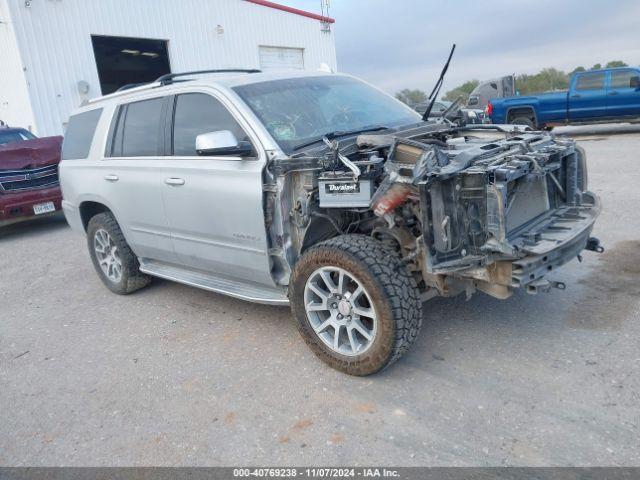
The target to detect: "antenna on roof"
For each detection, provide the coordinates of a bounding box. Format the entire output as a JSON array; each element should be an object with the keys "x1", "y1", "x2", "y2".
[{"x1": 320, "y1": 0, "x2": 331, "y2": 32}]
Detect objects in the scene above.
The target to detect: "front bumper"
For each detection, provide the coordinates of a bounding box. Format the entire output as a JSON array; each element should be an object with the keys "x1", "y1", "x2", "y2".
[
  {"x1": 0, "y1": 185, "x2": 63, "y2": 226},
  {"x1": 458, "y1": 191, "x2": 602, "y2": 298},
  {"x1": 510, "y1": 192, "x2": 601, "y2": 289}
]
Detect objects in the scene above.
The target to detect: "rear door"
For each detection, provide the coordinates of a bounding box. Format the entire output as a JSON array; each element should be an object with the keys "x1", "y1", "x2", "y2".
[
  {"x1": 101, "y1": 96, "x2": 179, "y2": 263},
  {"x1": 160, "y1": 90, "x2": 274, "y2": 286},
  {"x1": 568, "y1": 71, "x2": 607, "y2": 120},
  {"x1": 607, "y1": 68, "x2": 640, "y2": 118}
]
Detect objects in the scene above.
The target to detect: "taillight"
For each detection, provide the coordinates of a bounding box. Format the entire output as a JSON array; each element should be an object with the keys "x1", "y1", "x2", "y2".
[{"x1": 485, "y1": 102, "x2": 493, "y2": 116}]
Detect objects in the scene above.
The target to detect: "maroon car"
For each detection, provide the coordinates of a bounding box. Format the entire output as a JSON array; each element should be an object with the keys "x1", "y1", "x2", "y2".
[{"x1": 0, "y1": 127, "x2": 63, "y2": 226}]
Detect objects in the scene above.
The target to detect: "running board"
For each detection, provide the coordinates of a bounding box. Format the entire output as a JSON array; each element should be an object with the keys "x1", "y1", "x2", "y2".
[{"x1": 138, "y1": 259, "x2": 289, "y2": 306}]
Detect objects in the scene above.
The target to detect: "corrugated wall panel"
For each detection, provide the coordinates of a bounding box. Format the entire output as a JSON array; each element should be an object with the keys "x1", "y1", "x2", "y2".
[
  {"x1": 6, "y1": 0, "x2": 337, "y2": 136},
  {"x1": 0, "y1": 0, "x2": 36, "y2": 131}
]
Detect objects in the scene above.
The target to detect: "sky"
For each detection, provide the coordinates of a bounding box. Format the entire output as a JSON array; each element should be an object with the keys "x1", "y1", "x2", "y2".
[{"x1": 283, "y1": 0, "x2": 640, "y2": 96}]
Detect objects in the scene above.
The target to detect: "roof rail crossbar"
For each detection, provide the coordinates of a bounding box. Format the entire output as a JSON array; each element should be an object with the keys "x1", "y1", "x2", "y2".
[{"x1": 155, "y1": 69, "x2": 261, "y2": 85}]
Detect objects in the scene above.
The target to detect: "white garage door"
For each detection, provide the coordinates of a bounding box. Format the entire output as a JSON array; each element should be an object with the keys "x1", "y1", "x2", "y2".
[{"x1": 259, "y1": 46, "x2": 305, "y2": 72}]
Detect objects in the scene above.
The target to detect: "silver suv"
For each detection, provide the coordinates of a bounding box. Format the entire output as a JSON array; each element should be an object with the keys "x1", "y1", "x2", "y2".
[{"x1": 60, "y1": 70, "x2": 602, "y2": 375}]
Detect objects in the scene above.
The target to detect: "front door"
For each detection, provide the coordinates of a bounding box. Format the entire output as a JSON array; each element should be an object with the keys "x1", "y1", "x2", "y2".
[
  {"x1": 160, "y1": 91, "x2": 274, "y2": 287},
  {"x1": 607, "y1": 69, "x2": 640, "y2": 118}
]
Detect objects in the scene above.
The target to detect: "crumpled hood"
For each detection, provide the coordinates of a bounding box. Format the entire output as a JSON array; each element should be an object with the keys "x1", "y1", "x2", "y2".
[{"x1": 0, "y1": 136, "x2": 63, "y2": 171}]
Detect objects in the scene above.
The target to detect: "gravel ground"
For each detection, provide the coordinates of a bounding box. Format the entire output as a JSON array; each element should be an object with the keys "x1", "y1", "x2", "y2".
[{"x1": 1, "y1": 126, "x2": 639, "y2": 466}]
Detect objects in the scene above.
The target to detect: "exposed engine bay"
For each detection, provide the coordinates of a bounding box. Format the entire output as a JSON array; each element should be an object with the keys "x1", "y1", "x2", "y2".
[{"x1": 264, "y1": 124, "x2": 602, "y2": 301}]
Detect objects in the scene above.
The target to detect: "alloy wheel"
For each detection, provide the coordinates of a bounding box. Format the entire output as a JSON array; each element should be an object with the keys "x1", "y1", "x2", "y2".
[
  {"x1": 93, "y1": 228, "x2": 123, "y2": 283},
  {"x1": 303, "y1": 266, "x2": 377, "y2": 356}
]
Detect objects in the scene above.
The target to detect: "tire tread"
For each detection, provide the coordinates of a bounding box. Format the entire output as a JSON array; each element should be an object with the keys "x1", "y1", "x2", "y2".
[
  {"x1": 87, "y1": 212, "x2": 151, "y2": 295},
  {"x1": 291, "y1": 234, "x2": 422, "y2": 374}
]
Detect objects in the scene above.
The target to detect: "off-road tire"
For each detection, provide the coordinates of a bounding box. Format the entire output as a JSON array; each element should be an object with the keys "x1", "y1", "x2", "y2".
[
  {"x1": 511, "y1": 116, "x2": 536, "y2": 130},
  {"x1": 87, "y1": 212, "x2": 151, "y2": 295},
  {"x1": 290, "y1": 234, "x2": 423, "y2": 376}
]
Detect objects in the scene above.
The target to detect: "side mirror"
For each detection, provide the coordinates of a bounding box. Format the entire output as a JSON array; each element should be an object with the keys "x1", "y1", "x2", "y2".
[
  {"x1": 195, "y1": 130, "x2": 253, "y2": 157},
  {"x1": 630, "y1": 76, "x2": 640, "y2": 89}
]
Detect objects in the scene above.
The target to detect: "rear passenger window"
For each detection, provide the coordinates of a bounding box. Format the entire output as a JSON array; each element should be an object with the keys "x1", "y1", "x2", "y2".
[
  {"x1": 172, "y1": 93, "x2": 249, "y2": 156},
  {"x1": 112, "y1": 97, "x2": 164, "y2": 157},
  {"x1": 575, "y1": 72, "x2": 605, "y2": 91},
  {"x1": 611, "y1": 70, "x2": 636, "y2": 89},
  {"x1": 62, "y1": 108, "x2": 103, "y2": 160}
]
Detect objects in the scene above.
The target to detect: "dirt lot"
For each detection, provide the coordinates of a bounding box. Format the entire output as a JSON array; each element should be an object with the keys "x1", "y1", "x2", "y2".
[{"x1": 1, "y1": 126, "x2": 639, "y2": 466}]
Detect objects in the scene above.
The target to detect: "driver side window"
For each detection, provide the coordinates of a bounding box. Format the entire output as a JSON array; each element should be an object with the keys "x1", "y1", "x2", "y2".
[{"x1": 172, "y1": 93, "x2": 250, "y2": 156}]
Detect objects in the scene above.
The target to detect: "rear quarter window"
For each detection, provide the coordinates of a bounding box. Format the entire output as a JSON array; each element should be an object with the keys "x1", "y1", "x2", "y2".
[{"x1": 62, "y1": 108, "x2": 103, "y2": 160}]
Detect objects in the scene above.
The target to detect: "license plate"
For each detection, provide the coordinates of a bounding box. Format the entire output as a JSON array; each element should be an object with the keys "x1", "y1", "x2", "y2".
[{"x1": 33, "y1": 202, "x2": 55, "y2": 215}]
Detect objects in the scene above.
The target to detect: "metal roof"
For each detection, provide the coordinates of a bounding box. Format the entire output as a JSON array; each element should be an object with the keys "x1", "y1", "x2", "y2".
[{"x1": 244, "y1": 0, "x2": 335, "y2": 23}]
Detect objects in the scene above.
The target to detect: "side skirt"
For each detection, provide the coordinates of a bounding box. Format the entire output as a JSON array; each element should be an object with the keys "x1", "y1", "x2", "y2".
[{"x1": 138, "y1": 258, "x2": 290, "y2": 306}]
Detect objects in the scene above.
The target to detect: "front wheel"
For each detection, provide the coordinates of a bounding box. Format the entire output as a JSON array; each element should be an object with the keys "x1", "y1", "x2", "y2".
[{"x1": 290, "y1": 235, "x2": 423, "y2": 376}]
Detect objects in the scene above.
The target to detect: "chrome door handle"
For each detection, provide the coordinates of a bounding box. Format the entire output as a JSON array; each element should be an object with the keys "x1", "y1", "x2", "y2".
[
  {"x1": 164, "y1": 177, "x2": 185, "y2": 186},
  {"x1": 104, "y1": 174, "x2": 119, "y2": 182},
  {"x1": 609, "y1": 91, "x2": 618, "y2": 95}
]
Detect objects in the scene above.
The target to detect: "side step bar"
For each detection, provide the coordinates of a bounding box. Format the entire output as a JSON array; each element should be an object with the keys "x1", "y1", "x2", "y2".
[{"x1": 139, "y1": 259, "x2": 290, "y2": 306}]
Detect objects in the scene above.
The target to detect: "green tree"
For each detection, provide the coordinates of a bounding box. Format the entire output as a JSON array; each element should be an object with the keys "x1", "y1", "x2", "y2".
[
  {"x1": 515, "y1": 68, "x2": 569, "y2": 94},
  {"x1": 430, "y1": 59, "x2": 632, "y2": 102},
  {"x1": 395, "y1": 89, "x2": 428, "y2": 108},
  {"x1": 605, "y1": 60, "x2": 628, "y2": 68},
  {"x1": 442, "y1": 79, "x2": 479, "y2": 103}
]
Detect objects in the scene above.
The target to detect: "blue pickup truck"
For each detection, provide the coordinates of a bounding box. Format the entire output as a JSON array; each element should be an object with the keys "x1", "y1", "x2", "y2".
[{"x1": 487, "y1": 67, "x2": 640, "y2": 129}]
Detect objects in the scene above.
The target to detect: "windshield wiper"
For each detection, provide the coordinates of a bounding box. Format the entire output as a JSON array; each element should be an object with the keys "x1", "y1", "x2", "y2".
[{"x1": 291, "y1": 125, "x2": 391, "y2": 152}]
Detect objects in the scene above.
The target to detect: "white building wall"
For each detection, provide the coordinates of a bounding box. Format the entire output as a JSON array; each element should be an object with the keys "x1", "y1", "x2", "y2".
[
  {"x1": 5, "y1": 0, "x2": 337, "y2": 136},
  {"x1": 0, "y1": 0, "x2": 36, "y2": 131}
]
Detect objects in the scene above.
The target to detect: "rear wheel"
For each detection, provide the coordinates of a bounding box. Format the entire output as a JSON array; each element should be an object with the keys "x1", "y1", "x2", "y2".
[
  {"x1": 290, "y1": 234, "x2": 423, "y2": 376},
  {"x1": 87, "y1": 212, "x2": 151, "y2": 295},
  {"x1": 511, "y1": 116, "x2": 536, "y2": 130}
]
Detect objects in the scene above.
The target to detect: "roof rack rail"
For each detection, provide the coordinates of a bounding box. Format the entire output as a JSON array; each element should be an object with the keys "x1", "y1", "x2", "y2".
[
  {"x1": 116, "y1": 83, "x2": 148, "y2": 92},
  {"x1": 155, "y1": 69, "x2": 261, "y2": 86},
  {"x1": 87, "y1": 69, "x2": 262, "y2": 105}
]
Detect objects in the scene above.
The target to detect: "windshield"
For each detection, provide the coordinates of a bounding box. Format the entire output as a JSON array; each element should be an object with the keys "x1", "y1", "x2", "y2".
[
  {"x1": 0, "y1": 129, "x2": 36, "y2": 146},
  {"x1": 233, "y1": 75, "x2": 421, "y2": 154}
]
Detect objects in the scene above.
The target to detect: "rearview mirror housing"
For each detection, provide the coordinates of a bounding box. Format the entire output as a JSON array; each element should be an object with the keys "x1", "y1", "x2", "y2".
[{"x1": 196, "y1": 130, "x2": 253, "y2": 157}]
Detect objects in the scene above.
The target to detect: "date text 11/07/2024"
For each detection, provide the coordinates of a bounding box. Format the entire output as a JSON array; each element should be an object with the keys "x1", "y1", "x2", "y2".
[{"x1": 232, "y1": 468, "x2": 400, "y2": 478}]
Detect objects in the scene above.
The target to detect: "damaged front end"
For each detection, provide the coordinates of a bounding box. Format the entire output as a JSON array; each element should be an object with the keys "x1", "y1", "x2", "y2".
[
  {"x1": 266, "y1": 125, "x2": 602, "y2": 301},
  {"x1": 368, "y1": 128, "x2": 602, "y2": 299}
]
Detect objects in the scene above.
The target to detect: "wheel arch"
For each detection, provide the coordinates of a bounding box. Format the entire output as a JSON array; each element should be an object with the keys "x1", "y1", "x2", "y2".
[
  {"x1": 300, "y1": 215, "x2": 341, "y2": 254},
  {"x1": 79, "y1": 201, "x2": 113, "y2": 231},
  {"x1": 506, "y1": 105, "x2": 538, "y2": 126}
]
